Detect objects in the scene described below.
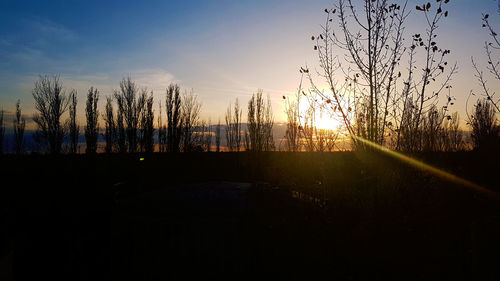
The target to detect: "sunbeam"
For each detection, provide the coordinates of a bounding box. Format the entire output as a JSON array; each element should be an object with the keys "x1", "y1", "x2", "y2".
[{"x1": 354, "y1": 136, "x2": 500, "y2": 200}]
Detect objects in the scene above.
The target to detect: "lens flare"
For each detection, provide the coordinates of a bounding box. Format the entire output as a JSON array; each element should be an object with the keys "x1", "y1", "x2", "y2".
[{"x1": 354, "y1": 136, "x2": 500, "y2": 200}]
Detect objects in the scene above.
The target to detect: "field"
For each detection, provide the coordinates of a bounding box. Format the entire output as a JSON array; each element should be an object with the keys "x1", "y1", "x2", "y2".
[{"x1": 0, "y1": 151, "x2": 499, "y2": 280}]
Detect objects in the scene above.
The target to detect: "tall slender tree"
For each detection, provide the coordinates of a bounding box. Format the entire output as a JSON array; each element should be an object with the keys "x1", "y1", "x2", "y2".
[
  {"x1": 103, "y1": 96, "x2": 116, "y2": 153},
  {"x1": 215, "y1": 118, "x2": 221, "y2": 152},
  {"x1": 284, "y1": 77, "x2": 302, "y2": 152},
  {"x1": 13, "y1": 100, "x2": 26, "y2": 155},
  {"x1": 166, "y1": 83, "x2": 182, "y2": 152},
  {"x1": 225, "y1": 99, "x2": 242, "y2": 152},
  {"x1": 181, "y1": 90, "x2": 202, "y2": 152},
  {"x1": 114, "y1": 77, "x2": 145, "y2": 153},
  {"x1": 68, "y1": 91, "x2": 79, "y2": 154},
  {"x1": 247, "y1": 90, "x2": 274, "y2": 152},
  {"x1": 115, "y1": 95, "x2": 127, "y2": 153},
  {"x1": 157, "y1": 101, "x2": 167, "y2": 152},
  {"x1": 140, "y1": 91, "x2": 154, "y2": 153},
  {"x1": 85, "y1": 87, "x2": 99, "y2": 154},
  {"x1": 0, "y1": 109, "x2": 4, "y2": 155},
  {"x1": 32, "y1": 75, "x2": 69, "y2": 154}
]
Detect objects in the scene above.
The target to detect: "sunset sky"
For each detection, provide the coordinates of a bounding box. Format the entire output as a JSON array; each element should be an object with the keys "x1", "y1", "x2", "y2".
[{"x1": 0, "y1": 0, "x2": 499, "y2": 126}]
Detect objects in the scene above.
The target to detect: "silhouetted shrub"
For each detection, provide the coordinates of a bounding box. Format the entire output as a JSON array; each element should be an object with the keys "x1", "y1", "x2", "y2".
[{"x1": 469, "y1": 99, "x2": 499, "y2": 151}]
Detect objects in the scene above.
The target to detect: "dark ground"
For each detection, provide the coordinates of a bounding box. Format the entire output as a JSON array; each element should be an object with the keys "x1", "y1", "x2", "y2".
[{"x1": 0, "y1": 151, "x2": 499, "y2": 280}]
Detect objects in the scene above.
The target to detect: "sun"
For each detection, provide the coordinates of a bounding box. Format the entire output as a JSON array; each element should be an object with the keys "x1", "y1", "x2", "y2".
[
  {"x1": 296, "y1": 98, "x2": 342, "y2": 131},
  {"x1": 315, "y1": 112, "x2": 341, "y2": 131}
]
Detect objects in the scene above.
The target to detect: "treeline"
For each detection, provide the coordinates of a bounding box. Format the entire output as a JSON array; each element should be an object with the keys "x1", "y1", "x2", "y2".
[
  {"x1": 0, "y1": 76, "x2": 279, "y2": 155},
  {"x1": 0, "y1": 74, "x2": 498, "y2": 155},
  {"x1": 0, "y1": 72, "x2": 497, "y2": 155}
]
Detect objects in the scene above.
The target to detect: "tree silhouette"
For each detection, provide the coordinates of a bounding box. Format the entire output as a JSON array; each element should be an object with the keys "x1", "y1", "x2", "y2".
[
  {"x1": 284, "y1": 76, "x2": 302, "y2": 152},
  {"x1": 470, "y1": 13, "x2": 499, "y2": 113},
  {"x1": 103, "y1": 96, "x2": 116, "y2": 153},
  {"x1": 469, "y1": 99, "x2": 499, "y2": 151},
  {"x1": 246, "y1": 90, "x2": 274, "y2": 152},
  {"x1": 85, "y1": 87, "x2": 99, "y2": 154},
  {"x1": 301, "y1": 103, "x2": 316, "y2": 152},
  {"x1": 225, "y1": 99, "x2": 242, "y2": 152},
  {"x1": 200, "y1": 120, "x2": 212, "y2": 152},
  {"x1": 405, "y1": 1, "x2": 457, "y2": 150},
  {"x1": 32, "y1": 75, "x2": 69, "y2": 154},
  {"x1": 13, "y1": 100, "x2": 26, "y2": 155},
  {"x1": 140, "y1": 91, "x2": 154, "y2": 153},
  {"x1": 0, "y1": 109, "x2": 4, "y2": 155},
  {"x1": 115, "y1": 95, "x2": 127, "y2": 153},
  {"x1": 215, "y1": 118, "x2": 221, "y2": 152},
  {"x1": 440, "y1": 112, "x2": 463, "y2": 152},
  {"x1": 181, "y1": 90, "x2": 201, "y2": 152},
  {"x1": 166, "y1": 83, "x2": 182, "y2": 152},
  {"x1": 307, "y1": 0, "x2": 455, "y2": 151},
  {"x1": 68, "y1": 91, "x2": 79, "y2": 154},
  {"x1": 157, "y1": 101, "x2": 167, "y2": 152},
  {"x1": 114, "y1": 77, "x2": 146, "y2": 153}
]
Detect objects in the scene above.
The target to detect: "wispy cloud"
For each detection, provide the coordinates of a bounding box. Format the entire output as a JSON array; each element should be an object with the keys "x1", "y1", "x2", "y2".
[
  {"x1": 22, "y1": 18, "x2": 79, "y2": 47},
  {"x1": 128, "y1": 68, "x2": 179, "y2": 94}
]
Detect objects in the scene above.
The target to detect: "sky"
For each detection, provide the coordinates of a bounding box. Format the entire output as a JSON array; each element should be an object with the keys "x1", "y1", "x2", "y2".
[{"x1": 0, "y1": 0, "x2": 499, "y2": 127}]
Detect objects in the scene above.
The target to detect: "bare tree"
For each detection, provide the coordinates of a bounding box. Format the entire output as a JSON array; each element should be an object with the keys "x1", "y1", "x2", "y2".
[
  {"x1": 225, "y1": 99, "x2": 242, "y2": 152},
  {"x1": 470, "y1": 13, "x2": 500, "y2": 113},
  {"x1": 205, "y1": 119, "x2": 213, "y2": 152},
  {"x1": 440, "y1": 112, "x2": 463, "y2": 152},
  {"x1": 114, "y1": 77, "x2": 145, "y2": 153},
  {"x1": 157, "y1": 101, "x2": 167, "y2": 152},
  {"x1": 0, "y1": 109, "x2": 4, "y2": 155},
  {"x1": 406, "y1": 1, "x2": 457, "y2": 149},
  {"x1": 85, "y1": 87, "x2": 99, "y2": 154},
  {"x1": 244, "y1": 129, "x2": 250, "y2": 151},
  {"x1": 215, "y1": 118, "x2": 221, "y2": 152},
  {"x1": 247, "y1": 90, "x2": 274, "y2": 152},
  {"x1": 32, "y1": 75, "x2": 70, "y2": 154},
  {"x1": 115, "y1": 95, "x2": 127, "y2": 153},
  {"x1": 140, "y1": 91, "x2": 154, "y2": 153},
  {"x1": 199, "y1": 119, "x2": 213, "y2": 152},
  {"x1": 306, "y1": 1, "x2": 409, "y2": 146},
  {"x1": 284, "y1": 76, "x2": 302, "y2": 152},
  {"x1": 421, "y1": 105, "x2": 444, "y2": 151},
  {"x1": 12, "y1": 100, "x2": 26, "y2": 155},
  {"x1": 307, "y1": 0, "x2": 455, "y2": 151},
  {"x1": 264, "y1": 95, "x2": 275, "y2": 151},
  {"x1": 166, "y1": 83, "x2": 182, "y2": 152},
  {"x1": 181, "y1": 90, "x2": 202, "y2": 152},
  {"x1": 103, "y1": 96, "x2": 116, "y2": 153},
  {"x1": 324, "y1": 129, "x2": 339, "y2": 152},
  {"x1": 301, "y1": 103, "x2": 316, "y2": 152},
  {"x1": 67, "y1": 91, "x2": 79, "y2": 154}
]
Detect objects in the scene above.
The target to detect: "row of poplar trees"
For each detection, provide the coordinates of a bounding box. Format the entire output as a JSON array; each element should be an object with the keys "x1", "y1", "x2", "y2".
[{"x1": 0, "y1": 75, "x2": 278, "y2": 155}]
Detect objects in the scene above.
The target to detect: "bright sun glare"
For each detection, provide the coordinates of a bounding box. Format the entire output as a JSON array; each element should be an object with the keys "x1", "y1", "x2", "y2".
[
  {"x1": 315, "y1": 112, "x2": 341, "y2": 131},
  {"x1": 298, "y1": 98, "x2": 342, "y2": 131}
]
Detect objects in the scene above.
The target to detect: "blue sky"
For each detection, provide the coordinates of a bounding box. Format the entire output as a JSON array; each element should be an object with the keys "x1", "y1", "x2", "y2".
[{"x1": 0, "y1": 0, "x2": 499, "y2": 125}]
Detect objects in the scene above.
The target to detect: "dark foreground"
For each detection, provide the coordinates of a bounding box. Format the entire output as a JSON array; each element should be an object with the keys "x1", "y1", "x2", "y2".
[{"x1": 0, "y1": 152, "x2": 499, "y2": 280}]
